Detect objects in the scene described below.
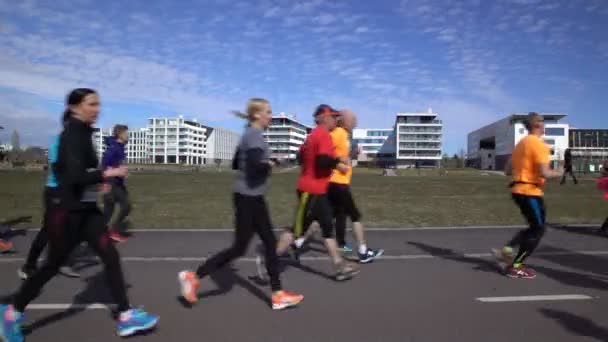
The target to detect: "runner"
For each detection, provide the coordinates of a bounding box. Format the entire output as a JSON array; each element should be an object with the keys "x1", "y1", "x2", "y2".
[
  {"x1": 560, "y1": 148, "x2": 578, "y2": 185},
  {"x1": 599, "y1": 159, "x2": 608, "y2": 233},
  {"x1": 292, "y1": 109, "x2": 383, "y2": 262},
  {"x1": 274, "y1": 104, "x2": 359, "y2": 281},
  {"x1": 18, "y1": 114, "x2": 80, "y2": 280},
  {"x1": 178, "y1": 98, "x2": 303, "y2": 310},
  {"x1": 493, "y1": 113, "x2": 563, "y2": 279},
  {"x1": 0, "y1": 88, "x2": 158, "y2": 342},
  {"x1": 327, "y1": 109, "x2": 383, "y2": 263},
  {"x1": 102, "y1": 124, "x2": 132, "y2": 243},
  {"x1": 0, "y1": 226, "x2": 12, "y2": 253}
]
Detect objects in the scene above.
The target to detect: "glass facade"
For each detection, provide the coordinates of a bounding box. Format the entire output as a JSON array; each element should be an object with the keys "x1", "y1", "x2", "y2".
[
  {"x1": 569, "y1": 129, "x2": 608, "y2": 148},
  {"x1": 544, "y1": 127, "x2": 565, "y2": 136}
]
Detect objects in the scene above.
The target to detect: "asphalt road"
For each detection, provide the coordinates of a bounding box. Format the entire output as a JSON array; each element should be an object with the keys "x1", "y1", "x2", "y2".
[{"x1": 1, "y1": 225, "x2": 608, "y2": 342}]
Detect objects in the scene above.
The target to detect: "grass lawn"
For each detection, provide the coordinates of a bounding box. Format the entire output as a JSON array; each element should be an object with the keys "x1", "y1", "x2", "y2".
[{"x1": 0, "y1": 169, "x2": 606, "y2": 229}]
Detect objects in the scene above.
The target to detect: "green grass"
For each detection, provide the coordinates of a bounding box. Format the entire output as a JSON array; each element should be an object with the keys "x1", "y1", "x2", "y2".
[{"x1": 0, "y1": 169, "x2": 605, "y2": 229}]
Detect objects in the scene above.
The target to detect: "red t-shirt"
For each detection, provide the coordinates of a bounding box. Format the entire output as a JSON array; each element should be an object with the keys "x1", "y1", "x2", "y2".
[{"x1": 297, "y1": 126, "x2": 336, "y2": 194}]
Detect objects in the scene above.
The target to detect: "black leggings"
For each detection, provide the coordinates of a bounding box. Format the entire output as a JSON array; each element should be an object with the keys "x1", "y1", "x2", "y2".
[
  {"x1": 103, "y1": 185, "x2": 131, "y2": 232},
  {"x1": 196, "y1": 193, "x2": 281, "y2": 292},
  {"x1": 507, "y1": 194, "x2": 546, "y2": 266},
  {"x1": 14, "y1": 207, "x2": 130, "y2": 313},
  {"x1": 292, "y1": 191, "x2": 334, "y2": 239},
  {"x1": 24, "y1": 187, "x2": 75, "y2": 269},
  {"x1": 560, "y1": 166, "x2": 578, "y2": 184},
  {"x1": 328, "y1": 183, "x2": 362, "y2": 246}
]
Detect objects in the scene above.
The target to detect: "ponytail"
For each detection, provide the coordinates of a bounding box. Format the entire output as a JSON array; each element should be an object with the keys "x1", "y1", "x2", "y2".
[
  {"x1": 231, "y1": 110, "x2": 249, "y2": 120},
  {"x1": 62, "y1": 109, "x2": 72, "y2": 126},
  {"x1": 231, "y1": 98, "x2": 270, "y2": 124}
]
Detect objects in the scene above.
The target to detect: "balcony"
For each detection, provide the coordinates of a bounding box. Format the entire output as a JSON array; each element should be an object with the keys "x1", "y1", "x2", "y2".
[{"x1": 398, "y1": 128, "x2": 442, "y2": 133}]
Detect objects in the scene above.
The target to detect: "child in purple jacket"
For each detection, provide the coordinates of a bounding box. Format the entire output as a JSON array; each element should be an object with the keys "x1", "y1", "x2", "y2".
[{"x1": 102, "y1": 125, "x2": 132, "y2": 242}]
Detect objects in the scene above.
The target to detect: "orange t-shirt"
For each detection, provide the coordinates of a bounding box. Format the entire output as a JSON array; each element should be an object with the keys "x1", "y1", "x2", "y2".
[
  {"x1": 329, "y1": 127, "x2": 352, "y2": 185},
  {"x1": 511, "y1": 135, "x2": 551, "y2": 197}
]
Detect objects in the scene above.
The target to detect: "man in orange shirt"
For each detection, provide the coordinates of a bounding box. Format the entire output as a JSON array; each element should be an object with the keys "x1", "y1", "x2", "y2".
[
  {"x1": 327, "y1": 109, "x2": 383, "y2": 263},
  {"x1": 494, "y1": 113, "x2": 563, "y2": 279}
]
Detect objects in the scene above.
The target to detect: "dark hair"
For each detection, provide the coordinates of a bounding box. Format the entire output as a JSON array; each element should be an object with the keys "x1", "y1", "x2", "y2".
[
  {"x1": 113, "y1": 124, "x2": 129, "y2": 138},
  {"x1": 524, "y1": 112, "x2": 542, "y2": 131},
  {"x1": 62, "y1": 88, "x2": 97, "y2": 124}
]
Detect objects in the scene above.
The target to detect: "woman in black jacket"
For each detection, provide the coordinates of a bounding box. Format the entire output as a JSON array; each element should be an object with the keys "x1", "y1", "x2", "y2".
[{"x1": 0, "y1": 89, "x2": 158, "y2": 341}]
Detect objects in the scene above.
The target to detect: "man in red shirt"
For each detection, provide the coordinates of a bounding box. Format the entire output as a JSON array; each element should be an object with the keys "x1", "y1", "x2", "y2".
[{"x1": 274, "y1": 104, "x2": 359, "y2": 281}]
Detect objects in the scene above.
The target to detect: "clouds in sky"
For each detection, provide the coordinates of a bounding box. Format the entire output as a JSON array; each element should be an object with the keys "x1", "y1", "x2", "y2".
[{"x1": 0, "y1": 0, "x2": 607, "y2": 151}]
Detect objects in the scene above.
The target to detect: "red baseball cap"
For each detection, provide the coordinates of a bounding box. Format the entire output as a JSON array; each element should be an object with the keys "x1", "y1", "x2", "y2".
[{"x1": 313, "y1": 104, "x2": 340, "y2": 118}]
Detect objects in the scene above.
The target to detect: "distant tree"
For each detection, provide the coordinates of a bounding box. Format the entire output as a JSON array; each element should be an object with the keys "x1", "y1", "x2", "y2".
[{"x1": 11, "y1": 130, "x2": 20, "y2": 151}]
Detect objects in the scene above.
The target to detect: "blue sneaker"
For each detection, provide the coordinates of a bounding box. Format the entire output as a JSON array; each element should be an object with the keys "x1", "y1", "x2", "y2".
[
  {"x1": 358, "y1": 248, "x2": 384, "y2": 264},
  {"x1": 339, "y1": 244, "x2": 353, "y2": 253},
  {"x1": 117, "y1": 308, "x2": 159, "y2": 337},
  {"x1": 0, "y1": 304, "x2": 24, "y2": 342}
]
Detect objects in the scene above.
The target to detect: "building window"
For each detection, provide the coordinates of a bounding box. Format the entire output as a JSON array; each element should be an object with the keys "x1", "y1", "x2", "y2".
[
  {"x1": 544, "y1": 128, "x2": 565, "y2": 136},
  {"x1": 544, "y1": 139, "x2": 555, "y2": 145}
]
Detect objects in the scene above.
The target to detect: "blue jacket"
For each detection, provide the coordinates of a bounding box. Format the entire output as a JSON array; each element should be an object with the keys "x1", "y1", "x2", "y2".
[
  {"x1": 101, "y1": 137, "x2": 126, "y2": 186},
  {"x1": 46, "y1": 136, "x2": 60, "y2": 188}
]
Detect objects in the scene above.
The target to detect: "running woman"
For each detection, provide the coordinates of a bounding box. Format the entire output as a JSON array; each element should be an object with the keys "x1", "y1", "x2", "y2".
[
  {"x1": 0, "y1": 89, "x2": 158, "y2": 342},
  {"x1": 178, "y1": 98, "x2": 303, "y2": 310},
  {"x1": 18, "y1": 113, "x2": 81, "y2": 280},
  {"x1": 275, "y1": 104, "x2": 359, "y2": 281},
  {"x1": 102, "y1": 124, "x2": 132, "y2": 243},
  {"x1": 0, "y1": 233, "x2": 12, "y2": 253},
  {"x1": 493, "y1": 113, "x2": 563, "y2": 279},
  {"x1": 599, "y1": 159, "x2": 608, "y2": 233}
]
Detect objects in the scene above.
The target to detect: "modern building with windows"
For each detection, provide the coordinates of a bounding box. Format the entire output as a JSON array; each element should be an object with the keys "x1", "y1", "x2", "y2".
[
  {"x1": 146, "y1": 116, "x2": 207, "y2": 165},
  {"x1": 352, "y1": 128, "x2": 396, "y2": 166},
  {"x1": 205, "y1": 127, "x2": 241, "y2": 166},
  {"x1": 467, "y1": 113, "x2": 569, "y2": 170},
  {"x1": 263, "y1": 113, "x2": 312, "y2": 162},
  {"x1": 569, "y1": 129, "x2": 608, "y2": 172},
  {"x1": 395, "y1": 110, "x2": 443, "y2": 168}
]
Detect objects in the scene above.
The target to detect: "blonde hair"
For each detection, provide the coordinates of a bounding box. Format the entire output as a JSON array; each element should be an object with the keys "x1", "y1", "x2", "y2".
[{"x1": 232, "y1": 98, "x2": 270, "y2": 121}]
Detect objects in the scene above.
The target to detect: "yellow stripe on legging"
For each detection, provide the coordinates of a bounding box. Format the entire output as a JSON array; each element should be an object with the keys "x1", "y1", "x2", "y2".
[{"x1": 294, "y1": 192, "x2": 310, "y2": 238}]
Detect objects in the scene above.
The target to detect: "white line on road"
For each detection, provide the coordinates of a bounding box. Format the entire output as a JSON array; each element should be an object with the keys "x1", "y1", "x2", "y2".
[
  {"x1": 26, "y1": 304, "x2": 114, "y2": 310},
  {"x1": 1, "y1": 250, "x2": 608, "y2": 263},
  {"x1": 476, "y1": 294, "x2": 593, "y2": 303},
  {"x1": 17, "y1": 224, "x2": 599, "y2": 233}
]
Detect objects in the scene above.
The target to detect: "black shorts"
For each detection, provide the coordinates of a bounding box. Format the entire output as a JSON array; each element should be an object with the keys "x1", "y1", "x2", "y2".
[
  {"x1": 327, "y1": 183, "x2": 362, "y2": 222},
  {"x1": 292, "y1": 191, "x2": 334, "y2": 238}
]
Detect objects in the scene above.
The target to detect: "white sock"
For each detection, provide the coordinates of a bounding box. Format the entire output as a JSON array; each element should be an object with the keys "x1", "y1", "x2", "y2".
[
  {"x1": 294, "y1": 238, "x2": 305, "y2": 248},
  {"x1": 359, "y1": 244, "x2": 367, "y2": 254}
]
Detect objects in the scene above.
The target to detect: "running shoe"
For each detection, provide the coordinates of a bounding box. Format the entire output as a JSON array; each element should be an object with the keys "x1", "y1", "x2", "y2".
[
  {"x1": 506, "y1": 265, "x2": 537, "y2": 279},
  {"x1": 110, "y1": 231, "x2": 129, "y2": 243},
  {"x1": 178, "y1": 271, "x2": 200, "y2": 304},
  {"x1": 271, "y1": 291, "x2": 304, "y2": 310},
  {"x1": 117, "y1": 308, "x2": 159, "y2": 337},
  {"x1": 59, "y1": 266, "x2": 81, "y2": 278},
  {"x1": 339, "y1": 244, "x2": 353, "y2": 253},
  {"x1": 0, "y1": 304, "x2": 24, "y2": 342},
  {"x1": 0, "y1": 239, "x2": 13, "y2": 253},
  {"x1": 492, "y1": 247, "x2": 514, "y2": 265},
  {"x1": 287, "y1": 243, "x2": 301, "y2": 264},
  {"x1": 17, "y1": 265, "x2": 36, "y2": 280},
  {"x1": 358, "y1": 248, "x2": 384, "y2": 264},
  {"x1": 334, "y1": 261, "x2": 360, "y2": 281}
]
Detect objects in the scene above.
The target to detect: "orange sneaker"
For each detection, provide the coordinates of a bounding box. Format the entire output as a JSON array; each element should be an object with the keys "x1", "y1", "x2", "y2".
[
  {"x1": 178, "y1": 271, "x2": 200, "y2": 304},
  {"x1": 272, "y1": 291, "x2": 304, "y2": 310},
  {"x1": 0, "y1": 239, "x2": 13, "y2": 253}
]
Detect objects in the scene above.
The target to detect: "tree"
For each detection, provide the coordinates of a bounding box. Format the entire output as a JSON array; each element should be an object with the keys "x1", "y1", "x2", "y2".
[{"x1": 11, "y1": 130, "x2": 20, "y2": 151}]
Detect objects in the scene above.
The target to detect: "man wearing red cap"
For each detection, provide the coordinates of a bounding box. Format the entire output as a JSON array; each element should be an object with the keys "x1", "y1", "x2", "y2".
[{"x1": 270, "y1": 104, "x2": 360, "y2": 281}]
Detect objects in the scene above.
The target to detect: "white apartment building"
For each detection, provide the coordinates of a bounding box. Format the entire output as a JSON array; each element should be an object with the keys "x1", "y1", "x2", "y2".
[
  {"x1": 395, "y1": 109, "x2": 443, "y2": 168},
  {"x1": 205, "y1": 127, "x2": 240, "y2": 165},
  {"x1": 467, "y1": 113, "x2": 569, "y2": 170},
  {"x1": 147, "y1": 116, "x2": 207, "y2": 165},
  {"x1": 263, "y1": 113, "x2": 312, "y2": 162},
  {"x1": 352, "y1": 128, "x2": 396, "y2": 165},
  {"x1": 92, "y1": 127, "x2": 112, "y2": 160}
]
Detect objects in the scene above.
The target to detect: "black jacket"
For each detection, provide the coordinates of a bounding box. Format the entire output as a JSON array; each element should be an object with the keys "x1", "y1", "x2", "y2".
[{"x1": 55, "y1": 117, "x2": 104, "y2": 210}]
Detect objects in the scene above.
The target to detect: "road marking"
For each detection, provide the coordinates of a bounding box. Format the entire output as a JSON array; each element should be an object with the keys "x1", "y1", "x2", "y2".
[
  {"x1": 26, "y1": 304, "x2": 114, "y2": 310},
  {"x1": 19, "y1": 224, "x2": 599, "y2": 232},
  {"x1": 476, "y1": 294, "x2": 593, "y2": 303},
  {"x1": 1, "y1": 250, "x2": 608, "y2": 263}
]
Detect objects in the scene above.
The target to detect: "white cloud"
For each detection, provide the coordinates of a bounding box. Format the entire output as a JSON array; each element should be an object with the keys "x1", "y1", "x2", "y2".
[
  {"x1": 525, "y1": 18, "x2": 549, "y2": 33},
  {"x1": 315, "y1": 13, "x2": 337, "y2": 25},
  {"x1": 263, "y1": 6, "x2": 280, "y2": 18},
  {"x1": 355, "y1": 26, "x2": 369, "y2": 33}
]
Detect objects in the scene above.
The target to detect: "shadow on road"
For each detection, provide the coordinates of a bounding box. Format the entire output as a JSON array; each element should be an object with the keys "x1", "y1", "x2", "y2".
[
  {"x1": 540, "y1": 308, "x2": 608, "y2": 342},
  {"x1": 407, "y1": 241, "x2": 503, "y2": 276},
  {"x1": 536, "y1": 244, "x2": 608, "y2": 277},
  {"x1": 22, "y1": 271, "x2": 118, "y2": 335},
  {"x1": 549, "y1": 225, "x2": 606, "y2": 239}
]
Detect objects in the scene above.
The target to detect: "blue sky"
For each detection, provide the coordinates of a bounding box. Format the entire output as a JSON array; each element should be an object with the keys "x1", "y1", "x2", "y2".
[{"x1": 0, "y1": 0, "x2": 606, "y2": 153}]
